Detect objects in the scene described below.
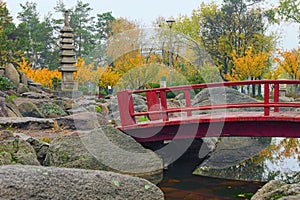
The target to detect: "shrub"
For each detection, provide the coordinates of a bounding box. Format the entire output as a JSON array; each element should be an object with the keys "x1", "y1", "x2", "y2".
[{"x1": 0, "y1": 75, "x2": 14, "y2": 91}]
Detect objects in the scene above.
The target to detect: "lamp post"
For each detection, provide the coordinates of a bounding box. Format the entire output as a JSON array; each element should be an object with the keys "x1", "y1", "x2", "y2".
[{"x1": 166, "y1": 17, "x2": 175, "y2": 86}]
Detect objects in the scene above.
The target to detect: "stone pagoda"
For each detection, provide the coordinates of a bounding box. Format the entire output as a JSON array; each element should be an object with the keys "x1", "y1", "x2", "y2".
[{"x1": 56, "y1": 10, "x2": 82, "y2": 98}]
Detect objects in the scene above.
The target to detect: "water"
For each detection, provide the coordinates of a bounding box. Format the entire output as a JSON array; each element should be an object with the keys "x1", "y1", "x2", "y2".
[{"x1": 157, "y1": 138, "x2": 300, "y2": 199}]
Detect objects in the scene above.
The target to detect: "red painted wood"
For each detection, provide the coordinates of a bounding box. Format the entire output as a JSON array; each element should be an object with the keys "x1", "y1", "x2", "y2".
[
  {"x1": 184, "y1": 89, "x2": 192, "y2": 117},
  {"x1": 117, "y1": 90, "x2": 136, "y2": 126},
  {"x1": 118, "y1": 112, "x2": 300, "y2": 142},
  {"x1": 160, "y1": 90, "x2": 169, "y2": 121},
  {"x1": 146, "y1": 91, "x2": 161, "y2": 121},
  {"x1": 132, "y1": 102, "x2": 300, "y2": 117},
  {"x1": 264, "y1": 83, "x2": 270, "y2": 116},
  {"x1": 274, "y1": 83, "x2": 279, "y2": 112},
  {"x1": 118, "y1": 80, "x2": 300, "y2": 142}
]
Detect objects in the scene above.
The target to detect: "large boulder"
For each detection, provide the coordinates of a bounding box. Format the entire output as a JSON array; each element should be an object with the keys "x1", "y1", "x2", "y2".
[
  {"x1": 44, "y1": 126, "x2": 163, "y2": 184},
  {"x1": 4, "y1": 63, "x2": 19, "y2": 87},
  {"x1": 251, "y1": 180, "x2": 300, "y2": 200},
  {"x1": 194, "y1": 137, "x2": 272, "y2": 181},
  {"x1": 0, "y1": 131, "x2": 40, "y2": 165},
  {"x1": 18, "y1": 102, "x2": 45, "y2": 118},
  {"x1": 0, "y1": 165, "x2": 164, "y2": 200},
  {"x1": 192, "y1": 87, "x2": 262, "y2": 113},
  {"x1": 55, "y1": 112, "x2": 109, "y2": 130}
]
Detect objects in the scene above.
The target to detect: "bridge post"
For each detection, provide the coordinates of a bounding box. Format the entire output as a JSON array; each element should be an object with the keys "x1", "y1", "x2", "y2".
[
  {"x1": 184, "y1": 89, "x2": 192, "y2": 117},
  {"x1": 274, "y1": 83, "x2": 279, "y2": 112},
  {"x1": 117, "y1": 90, "x2": 136, "y2": 126},
  {"x1": 264, "y1": 83, "x2": 270, "y2": 116},
  {"x1": 146, "y1": 91, "x2": 162, "y2": 121},
  {"x1": 160, "y1": 91, "x2": 169, "y2": 121}
]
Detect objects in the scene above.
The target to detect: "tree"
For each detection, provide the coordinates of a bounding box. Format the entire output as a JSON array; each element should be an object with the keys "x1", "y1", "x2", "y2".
[
  {"x1": 185, "y1": 0, "x2": 275, "y2": 80},
  {"x1": 95, "y1": 12, "x2": 115, "y2": 42},
  {"x1": 17, "y1": 1, "x2": 41, "y2": 68},
  {"x1": 274, "y1": 48, "x2": 300, "y2": 96},
  {"x1": 69, "y1": 0, "x2": 96, "y2": 57},
  {"x1": 0, "y1": 1, "x2": 21, "y2": 65},
  {"x1": 226, "y1": 48, "x2": 270, "y2": 81},
  {"x1": 275, "y1": 48, "x2": 300, "y2": 80},
  {"x1": 276, "y1": 0, "x2": 300, "y2": 23}
]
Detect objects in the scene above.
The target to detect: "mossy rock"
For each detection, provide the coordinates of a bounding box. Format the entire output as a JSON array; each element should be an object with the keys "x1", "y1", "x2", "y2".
[
  {"x1": 37, "y1": 102, "x2": 67, "y2": 118},
  {"x1": 18, "y1": 102, "x2": 44, "y2": 118}
]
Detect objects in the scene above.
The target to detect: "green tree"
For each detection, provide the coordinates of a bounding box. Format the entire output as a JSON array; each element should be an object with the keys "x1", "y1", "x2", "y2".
[
  {"x1": 276, "y1": 0, "x2": 300, "y2": 23},
  {"x1": 17, "y1": 1, "x2": 58, "y2": 69},
  {"x1": 179, "y1": 0, "x2": 275, "y2": 80},
  {"x1": 70, "y1": 0, "x2": 96, "y2": 57},
  {"x1": 0, "y1": 1, "x2": 22, "y2": 65}
]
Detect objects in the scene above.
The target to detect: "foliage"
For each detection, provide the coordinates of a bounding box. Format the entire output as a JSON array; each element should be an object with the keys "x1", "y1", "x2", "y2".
[
  {"x1": 274, "y1": 47, "x2": 300, "y2": 80},
  {"x1": 18, "y1": 57, "x2": 61, "y2": 89},
  {"x1": 94, "y1": 105, "x2": 102, "y2": 113},
  {"x1": 0, "y1": 75, "x2": 14, "y2": 91},
  {"x1": 0, "y1": 1, "x2": 23, "y2": 65},
  {"x1": 38, "y1": 102, "x2": 67, "y2": 118},
  {"x1": 137, "y1": 115, "x2": 149, "y2": 123},
  {"x1": 177, "y1": 0, "x2": 276, "y2": 80},
  {"x1": 5, "y1": 95, "x2": 17, "y2": 103},
  {"x1": 275, "y1": 0, "x2": 300, "y2": 24},
  {"x1": 225, "y1": 47, "x2": 271, "y2": 81}
]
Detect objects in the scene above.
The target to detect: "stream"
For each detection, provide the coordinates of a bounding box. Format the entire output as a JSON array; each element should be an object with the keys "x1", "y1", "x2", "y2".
[{"x1": 157, "y1": 138, "x2": 300, "y2": 199}]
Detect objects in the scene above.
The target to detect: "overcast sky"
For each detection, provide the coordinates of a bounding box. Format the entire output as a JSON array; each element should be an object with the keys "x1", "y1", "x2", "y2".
[{"x1": 6, "y1": 0, "x2": 299, "y2": 50}]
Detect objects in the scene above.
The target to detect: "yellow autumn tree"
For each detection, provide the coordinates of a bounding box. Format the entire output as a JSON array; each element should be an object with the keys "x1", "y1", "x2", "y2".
[
  {"x1": 225, "y1": 48, "x2": 270, "y2": 81},
  {"x1": 274, "y1": 47, "x2": 300, "y2": 80},
  {"x1": 18, "y1": 57, "x2": 61, "y2": 89}
]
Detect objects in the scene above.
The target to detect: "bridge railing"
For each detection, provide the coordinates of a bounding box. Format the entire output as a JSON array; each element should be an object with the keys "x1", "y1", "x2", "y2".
[{"x1": 117, "y1": 80, "x2": 300, "y2": 127}]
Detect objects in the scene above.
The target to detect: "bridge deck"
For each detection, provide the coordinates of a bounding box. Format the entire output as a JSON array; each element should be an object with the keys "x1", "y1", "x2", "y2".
[{"x1": 118, "y1": 111, "x2": 300, "y2": 142}]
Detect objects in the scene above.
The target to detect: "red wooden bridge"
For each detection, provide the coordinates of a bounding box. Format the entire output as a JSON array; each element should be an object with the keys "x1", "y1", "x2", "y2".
[{"x1": 117, "y1": 80, "x2": 300, "y2": 142}]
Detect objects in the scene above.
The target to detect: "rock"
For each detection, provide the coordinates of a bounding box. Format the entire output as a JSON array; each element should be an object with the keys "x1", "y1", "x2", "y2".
[
  {"x1": 44, "y1": 126, "x2": 163, "y2": 184},
  {"x1": 14, "y1": 133, "x2": 50, "y2": 164},
  {"x1": 53, "y1": 99, "x2": 72, "y2": 110},
  {"x1": 251, "y1": 180, "x2": 300, "y2": 200},
  {"x1": 21, "y1": 91, "x2": 51, "y2": 99},
  {"x1": 192, "y1": 87, "x2": 262, "y2": 113},
  {"x1": 279, "y1": 96, "x2": 294, "y2": 102},
  {"x1": 107, "y1": 94, "x2": 147, "y2": 125},
  {"x1": 0, "y1": 131, "x2": 40, "y2": 165},
  {"x1": 19, "y1": 72, "x2": 28, "y2": 85},
  {"x1": 17, "y1": 83, "x2": 30, "y2": 94},
  {"x1": 0, "y1": 165, "x2": 164, "y2": 200},
  {"x1": 18, "y1": 102, "x2": 45, "y2": 118},
  {"x1": 66, "y1": 106, "x2": 88, "y2": 114},
  {"x1": 0, "y1": 117, "x2": 54, "y2": 130},
  {"x1": 6, "y1": 102, "x2": 23, "y2": 117},
  {"x1": 195, "y1": 137, "x2": 272, "y2": 181},
  {"x1": 56, "y1": 112, "x2": 108, "y2": 130},
  {"x1": 4, "y1": 63, "x2": 19, "y2": 87},
  {"x1": 96, "y1": 103, "x2": 109, "y2": 115},
  {"x1": 0, "y1": 97, "x2": 8, "y2": 117},
  {"x1": 37, "y1": 102, "x2": 67, "y2": 118}
]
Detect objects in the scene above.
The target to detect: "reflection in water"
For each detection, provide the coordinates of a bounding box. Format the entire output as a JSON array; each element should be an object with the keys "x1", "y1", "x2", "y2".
[
  {"x1": 196, "y1": 138, "x2": 300, "y2": 182},
  {"x1": 159, "y1": 138, "x2": 300, "y2": 199},
  {"x1": 259, "y1": 138, "x2": 300, "y2": 183},
  {"x1": 159, "y1": 163, "x2": 265, "y2": 200}
]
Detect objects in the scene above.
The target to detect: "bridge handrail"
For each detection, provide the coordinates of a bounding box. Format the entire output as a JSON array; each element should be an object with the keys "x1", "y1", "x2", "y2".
[{"x1": 117, "y1": 80, "x2": 300, "y2": 127}]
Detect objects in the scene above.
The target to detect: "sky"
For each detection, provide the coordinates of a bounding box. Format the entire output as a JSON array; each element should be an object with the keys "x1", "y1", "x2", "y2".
[{"x1": 5, "y1": 0, "x2": 300, "y2": 50}]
